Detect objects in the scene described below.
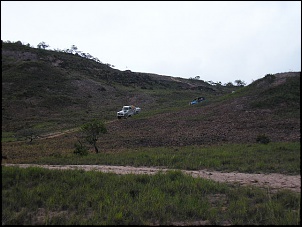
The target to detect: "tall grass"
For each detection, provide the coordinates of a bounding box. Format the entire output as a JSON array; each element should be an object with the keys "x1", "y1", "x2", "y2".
[
  {"x1": 2, "y1": 166, "x2": 300, "y2": 225},
  {"x1": 20, "y1": 142, "x2": 300, "y2": 175}
]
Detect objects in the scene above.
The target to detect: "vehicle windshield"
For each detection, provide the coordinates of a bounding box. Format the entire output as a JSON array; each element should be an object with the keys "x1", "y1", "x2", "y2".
[{"x1": 122, "y1": 107, "x2": 129, "y2": 111}]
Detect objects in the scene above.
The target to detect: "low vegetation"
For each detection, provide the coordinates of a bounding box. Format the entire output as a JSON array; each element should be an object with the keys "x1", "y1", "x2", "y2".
[
  {"x1": 5, "y1": 142, "x2": 299, "y2": 175},
  {"x1": 2, "y1": 166, "x2": 300, "y2": 225},
  {"x1": 2, "y1": 141, "x2": 300, "y2": 225}
]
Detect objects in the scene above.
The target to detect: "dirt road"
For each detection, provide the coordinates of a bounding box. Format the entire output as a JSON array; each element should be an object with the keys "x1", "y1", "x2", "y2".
[{"x1": 3, "y1": 164, "x2": 300, "y2": 193}]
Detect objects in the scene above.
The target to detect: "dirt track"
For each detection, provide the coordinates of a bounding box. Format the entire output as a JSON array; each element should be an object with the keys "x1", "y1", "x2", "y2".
[{"x1": 3, "y1": 164, "x2": 300, "y2": 193}]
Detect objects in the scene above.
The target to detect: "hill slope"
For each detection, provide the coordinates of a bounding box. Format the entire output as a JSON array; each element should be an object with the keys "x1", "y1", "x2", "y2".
[
  {"x1": 1, "y1": 41, "x2": 300, "y2": 146},
  {"x1": 2, "y1": 42, "x2": 233, "y2": 134},
  {"x1": 100, "y1": 72, "x2": 300, "y2": 147}
]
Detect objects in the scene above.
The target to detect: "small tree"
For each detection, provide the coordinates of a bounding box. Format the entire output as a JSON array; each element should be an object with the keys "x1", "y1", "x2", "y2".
[
  {"x1": 215, "y1": 81, "x2": 222, "y2": 86},
  {"x1": 225, "y1": 82, "x2": 234, "y2": 87},
  {"x1": 37, "y1": 41, "x2": 49, "y2": 49},
  {"x1": 234, "y1": 79, "x2": 246, "y2": 86},
  {"x1": 70, "y1": 45, "x2": 78, "y2": 54},
  {"x1": 81, "y1": 119, "x2": 107, "y2": 153},
  {"x1": 71, "y1": 44, "x2": 78, "y2": 51},
  {"x1": 15, "y1": 41, "x2": 23, "y2": 45}
]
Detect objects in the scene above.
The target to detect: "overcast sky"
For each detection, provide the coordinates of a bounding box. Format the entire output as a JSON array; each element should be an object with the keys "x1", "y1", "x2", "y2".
[{"x1": 1, "y1": 1, "x2": 301, "y2": 85}]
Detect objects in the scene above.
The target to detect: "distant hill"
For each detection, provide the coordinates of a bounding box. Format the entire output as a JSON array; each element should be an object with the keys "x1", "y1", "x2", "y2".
[
  {"x1": 1, "y1": 41, "x2": 300, "y2": 145},
  {"x1": 2, "y1": 41, "x2": 235, "y2": 132}
]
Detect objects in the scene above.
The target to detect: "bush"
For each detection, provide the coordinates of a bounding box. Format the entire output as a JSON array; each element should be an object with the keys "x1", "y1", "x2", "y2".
[
  {"x1": 256, "y1": 134, "x2": 270, "y2": 144},
  {"x1": 73, "y1": 141, "x2": 88, "y2": 156}
]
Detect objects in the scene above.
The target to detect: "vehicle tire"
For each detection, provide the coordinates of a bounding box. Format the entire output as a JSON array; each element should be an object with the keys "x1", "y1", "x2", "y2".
[{"x1": 118, "y1": 116, "x2": 121, "y2": 119}]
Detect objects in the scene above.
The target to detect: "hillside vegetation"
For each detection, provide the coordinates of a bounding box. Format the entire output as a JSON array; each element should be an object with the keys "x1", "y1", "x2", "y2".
[
  {"x1": 2, "y1": 41, "x2": 300, "y2": 147},
  {"x1": 2, "y1": 41, "x2": 233, "y2": 135}
]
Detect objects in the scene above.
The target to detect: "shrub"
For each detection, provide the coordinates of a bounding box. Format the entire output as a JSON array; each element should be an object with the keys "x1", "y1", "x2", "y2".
[
  {"x1": 256, "y1": 134, "x2": 270, "y2": 144},
  {"x1": 73, "y1": 141, "x2": 88, "y2": 156}
]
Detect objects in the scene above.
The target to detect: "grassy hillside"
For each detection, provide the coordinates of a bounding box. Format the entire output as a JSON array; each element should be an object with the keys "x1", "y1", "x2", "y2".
[
  {"x1": 1, "y1": 41, "x2": 300, "y2": 147},
  {"x1": 2, "y1": 41, "x2": 236, "y2": 137}
]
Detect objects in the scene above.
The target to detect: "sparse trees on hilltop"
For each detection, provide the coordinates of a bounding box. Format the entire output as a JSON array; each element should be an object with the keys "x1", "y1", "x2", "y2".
[{"x1": 4, "y1": 40, "x2": 114, "y2": 68}]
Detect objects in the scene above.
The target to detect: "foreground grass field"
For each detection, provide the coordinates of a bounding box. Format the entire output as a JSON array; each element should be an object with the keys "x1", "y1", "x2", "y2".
[
  {"x1": 2, "y1": 166, "x2": 300, "y2": 225},
  {"x1": 2, "y1": 142, "x2": 300, "y2": 225}
]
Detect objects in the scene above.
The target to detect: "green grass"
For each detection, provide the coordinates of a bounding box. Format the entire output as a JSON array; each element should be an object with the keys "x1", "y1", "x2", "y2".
[
  {"x1": 2, "y1": 166, "x2": 300, "y2": 225},
  {"x1": 1, "y1": 132, "x2": 17, "y2": 142},
  {"x1": 20, "y1": 142, "x2": 300, "y2": 175}
]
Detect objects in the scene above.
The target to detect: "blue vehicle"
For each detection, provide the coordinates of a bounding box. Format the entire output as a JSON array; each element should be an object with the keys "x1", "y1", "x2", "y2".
[{"x1": 190, "y1": 97, "x2": 205, "y2": 105}]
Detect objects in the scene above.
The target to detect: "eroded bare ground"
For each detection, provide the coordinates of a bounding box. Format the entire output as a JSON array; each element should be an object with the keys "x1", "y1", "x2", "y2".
[{"x1": 3, "y1": 164, "x2": 300, "y2": 193}]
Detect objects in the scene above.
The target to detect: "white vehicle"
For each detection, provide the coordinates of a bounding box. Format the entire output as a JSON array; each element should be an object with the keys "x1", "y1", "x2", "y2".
[
  {"x1": 117, "y1": 105, "x2": 141, "y2": 119},
  {"x1": 135, "y1": 107, "x2": 141, "y2": 114}
]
